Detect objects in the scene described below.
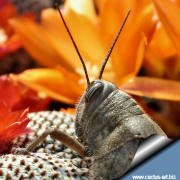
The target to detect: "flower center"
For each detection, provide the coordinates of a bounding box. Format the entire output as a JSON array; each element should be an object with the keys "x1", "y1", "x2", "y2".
[
  {"x1": 75, "y1": 61, "x2": 115, "y2": 84},
  {"x1": 75, "y1": 61, "x2": 99, "y2": 84}
]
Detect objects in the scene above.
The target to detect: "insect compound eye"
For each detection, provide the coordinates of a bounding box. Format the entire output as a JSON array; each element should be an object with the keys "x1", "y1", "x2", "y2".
[{"x1": 85, "y1": 82, "x2": 104, "y2": 103}]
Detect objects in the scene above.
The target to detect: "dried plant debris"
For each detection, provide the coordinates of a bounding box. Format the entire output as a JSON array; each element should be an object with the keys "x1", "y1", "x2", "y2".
[{"x1": 0, "y1": 111, "x2": 91, "y2": 180}]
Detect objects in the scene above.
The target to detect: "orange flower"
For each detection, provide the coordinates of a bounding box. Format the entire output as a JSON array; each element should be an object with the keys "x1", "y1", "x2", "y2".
[
  {"x1": 7, "y1": 0, "x2": 180, "y2": 102},
  {"x1": 140, "y1": 0, "x2": 180, "y2": 138},
  {"x1": 0, "y1": 103, "x2": 31, "y2": 154},
  {"x1": 153, "y1": 0, "x2": 180, "y2": 57},
  {"x1": 144, "y1": 23, "x2": 178, "y2": 78},
  {"x1": 9, "y1": 0, "x2": 180, "y2": 104},
  {"x1": 144, "y1": 0, "x2": 180, "y2": 80},
  {"x1": 8, "y1": 0, "x2": 180, "y2": 138}
]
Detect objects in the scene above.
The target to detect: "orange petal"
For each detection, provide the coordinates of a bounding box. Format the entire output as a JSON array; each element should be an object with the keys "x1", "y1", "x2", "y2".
[
  {"x1": 40, "y1": 8, "x2": 82, "y2": 70},
  {"x1": 153, "y1": 0, "x2": 180, "y2": 57},
  {"x1": 9, "y1": 17, "x2": 75, "y2": 72},
  {"x1": 66, "y1": 0, "x2": 97, "y2": 22},
  {"x1": 144, "y1": 23, "x2": 177, "y2": 77},
  {"x1": 41, "y1": 5, "x2": 107, "y2": 70},
  {"x1": 64, "y1": 0, "x2": 106, "y2": 67},
  {"x1": 12, "y1": 68, "x2": 83, "y2": 104},
  {"x1": 100, "y1": 0, "x2": 156, "y2": 79},
  {"x1": 120, "y1": 77, "x2": 180, "y2": 101}
]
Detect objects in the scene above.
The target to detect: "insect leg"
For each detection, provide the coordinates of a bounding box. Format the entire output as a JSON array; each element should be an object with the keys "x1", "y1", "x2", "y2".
[{"x1": 25, "y1": 128, "x2": 86, "y2": 157}]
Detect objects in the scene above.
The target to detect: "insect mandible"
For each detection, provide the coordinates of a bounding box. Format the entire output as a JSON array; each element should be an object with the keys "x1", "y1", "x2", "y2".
[{"x1": 16, "y1": 4, "x2": 166, "y2": 180}]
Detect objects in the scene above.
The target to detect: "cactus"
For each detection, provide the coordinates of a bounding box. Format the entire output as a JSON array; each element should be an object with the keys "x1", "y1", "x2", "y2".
[{"x1": 0, "y1": 111, "x2": 91, "y2": 179}]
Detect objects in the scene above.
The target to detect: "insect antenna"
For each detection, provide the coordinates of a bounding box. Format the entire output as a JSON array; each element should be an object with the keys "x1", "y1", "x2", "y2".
[
  {"x1": 56, "y1": 4, "x2": 90, "y2": 86},
  {"x1": 98, "y1": 9, "x2": 131, "y2": 79}
]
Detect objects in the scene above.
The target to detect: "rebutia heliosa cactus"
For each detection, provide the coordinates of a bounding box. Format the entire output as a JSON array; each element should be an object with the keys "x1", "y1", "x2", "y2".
[{"x1": 0, "y1": 111, "x2": 91, "y2": 179}]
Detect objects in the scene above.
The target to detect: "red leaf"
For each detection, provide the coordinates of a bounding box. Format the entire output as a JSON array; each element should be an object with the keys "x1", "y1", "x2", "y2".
[
  {"x1": 0, "y1": 0, "x2": 8, "y2": 9},
  {"x1": 0, "y1": 75, "x2": 21, "y2": 107},
  {"x1": 0, "y1": 103, "x2": 32, "y2": 154},
  {"x1": 0, "y1": 75, "x2": 50, "y2": 112},
  {"x1": 13, "y1": 89, "x2": 51, "y2": 112}
]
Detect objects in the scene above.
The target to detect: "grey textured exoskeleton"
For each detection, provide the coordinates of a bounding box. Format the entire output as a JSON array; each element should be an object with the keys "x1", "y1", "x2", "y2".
[
  {"x1": 16, "y1": 5, "x2": 166, "y2": 180},
  {"x1": 76, "y1": 79, "x2": 165, "y2": 179}
]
